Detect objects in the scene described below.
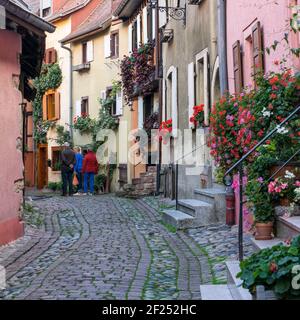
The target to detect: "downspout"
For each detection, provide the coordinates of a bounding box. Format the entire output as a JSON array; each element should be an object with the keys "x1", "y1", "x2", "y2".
[
  {"x1": 156, "y1": 2, "x2": 162, "y2": 196},
  {"x1": 217, "y1": 0, "x2": 228, "y2": 95},
  {"x1": 60, "y1": 43, "x2": 73, "y2": 145}
]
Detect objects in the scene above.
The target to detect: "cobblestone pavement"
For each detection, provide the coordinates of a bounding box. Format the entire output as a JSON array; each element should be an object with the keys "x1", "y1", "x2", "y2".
[{"x1": 0, "y1": 195, "x2": 254, "y2": 300}]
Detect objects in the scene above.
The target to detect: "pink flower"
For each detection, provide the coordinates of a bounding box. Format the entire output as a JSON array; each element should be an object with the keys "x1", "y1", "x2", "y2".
[
  {"x1": 295, "y1": 181, "x2": 300, "y2": 187},
  {"x1": 281, "y1": 183, "x2": 288, "y2": 190}
]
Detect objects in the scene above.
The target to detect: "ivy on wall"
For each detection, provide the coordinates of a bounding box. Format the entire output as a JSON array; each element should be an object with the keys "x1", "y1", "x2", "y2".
[{"x1": 32, "y1": 63, "x2": 63, "y2": 144}]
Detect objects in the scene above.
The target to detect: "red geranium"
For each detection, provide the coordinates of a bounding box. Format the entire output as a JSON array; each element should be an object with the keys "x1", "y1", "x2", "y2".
[{"x1": 190, "y1": 104, "x2": 205, "y2": 127}]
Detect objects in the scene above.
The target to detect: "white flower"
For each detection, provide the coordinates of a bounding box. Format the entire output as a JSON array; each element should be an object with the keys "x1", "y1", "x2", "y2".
[
  {"x1": 262, "y1": 107, "x2": 272, "y2": 118},
  {"x1": 277, "y1": 126, "x2": 289, "y2": 134},
  {"x1": 285, "y1": 170, "x2": 296, "y2": 179}
]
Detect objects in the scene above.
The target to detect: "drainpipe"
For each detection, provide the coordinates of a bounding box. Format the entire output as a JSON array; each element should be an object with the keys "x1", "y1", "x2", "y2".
[
  {"x1": 60, "y1": 43, "x2": 73, "y2": 145},
  {"x1": 218, "y1": 0, "x2": 234, "y2": 225},
  {"x1": 217, "y1": 0, "x2": 228, "y2": 95}
]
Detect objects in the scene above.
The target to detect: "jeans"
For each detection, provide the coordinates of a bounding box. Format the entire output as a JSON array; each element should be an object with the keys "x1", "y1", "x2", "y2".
[
  {"x1": 76, "y1": 172, "x2": 83, "y2": 192},
  {"x1": 62, "y1": 170, "x2": 74, "y2": 195},
  {"x1": 84, "y1": 172, "x2": 95, "y2": 194}
]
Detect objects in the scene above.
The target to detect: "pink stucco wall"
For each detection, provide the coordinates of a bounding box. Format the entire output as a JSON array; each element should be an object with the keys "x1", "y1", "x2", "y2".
[
  {"x1": 227, "y1": 0, "x2": 299, "y2": 93},
  {"x1": 0, "y1": 30, "x2": 24, "y2": 245}
]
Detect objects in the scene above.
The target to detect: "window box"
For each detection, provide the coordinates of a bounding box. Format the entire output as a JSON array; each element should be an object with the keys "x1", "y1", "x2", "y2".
[{"x1": 72, "y1": 63, "x2": 91, "y2": 72}]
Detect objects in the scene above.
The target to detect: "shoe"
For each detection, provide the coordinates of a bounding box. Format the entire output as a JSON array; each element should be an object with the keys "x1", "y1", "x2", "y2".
[
  {"x1": 81, "y1": 193, "x2": 88, "y2": 196},
  {"x1": 88, "y1": 193, "x2": 94, "y2": 196},
  {"x1": 73, "y1": 193, "x2": 81, "y2": 196}
]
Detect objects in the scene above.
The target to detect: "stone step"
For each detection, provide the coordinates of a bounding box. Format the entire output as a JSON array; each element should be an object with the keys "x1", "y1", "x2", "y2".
[
  {"x1": 250, "y1": 237, "x2": 283, "y2": 252},
  {"x1": 194, "y1": 188, "x2": 226, "y2": 223},
  {"x1": 276, "y1": 216, "x2": 300, "y2": 239},
  {"x1": 177, "y1": 199, "x2": 217, "y2": 225},
  {"x1": 147, "y1": 166, "x2": 157, "y2": 173},
  {"x1": 200, "y1": 285, "x2": 234, "y2": 300},
  {"x1": 132, "y1": 178, "x2": 141, "y2": 185},
  {"x1": 162, "y1": 209, "x2": 195, "y2": 230},
  {"x1": 226, "y1": 261, "x2": 252, "y2": 300}
]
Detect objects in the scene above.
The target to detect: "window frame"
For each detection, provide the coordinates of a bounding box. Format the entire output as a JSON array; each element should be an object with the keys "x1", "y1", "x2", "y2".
[
  {"x1": 51, "y1": 146, "x2": 62, "y2": 172},
  {"x1": 82, "y1": 42, "x2": 88, "y2": 64},
  {"x1": 81, "y1": 96, "x2": 89, "y2": 116},
  {"x1": 110, "y1": 31, "x2": 119, "y2": 59}
]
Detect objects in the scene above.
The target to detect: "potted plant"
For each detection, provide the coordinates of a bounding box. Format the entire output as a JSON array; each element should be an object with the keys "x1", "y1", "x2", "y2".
[
  {"x1": 246, "y1": 178, "x2": 275, "y2": 240},
  {"x1": 190, "y1": 104, "x2": 205, "y2": 128},
  {"x1": 238, "y1": 236, "x2": 300, "y2": 300},
  {"x1": 268, "y1": 171, "x2": 299, "y2": 207},
  {"x1": 158, "y1": 119, "x2": 172, "y2": 145}
]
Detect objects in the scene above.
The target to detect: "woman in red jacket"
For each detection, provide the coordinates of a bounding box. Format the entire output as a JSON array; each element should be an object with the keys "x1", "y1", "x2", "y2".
[{"x1": 82, "y1": 147, "x2": 98, "y2": 195}]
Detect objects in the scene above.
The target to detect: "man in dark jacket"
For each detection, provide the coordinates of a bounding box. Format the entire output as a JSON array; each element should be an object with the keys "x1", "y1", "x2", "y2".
[
  {"x1": 61, "y1": 142, "x2": 76, "y2": 196},
  {"x1": 82, "y1": 147, "x2": 98, "y2": 195}
]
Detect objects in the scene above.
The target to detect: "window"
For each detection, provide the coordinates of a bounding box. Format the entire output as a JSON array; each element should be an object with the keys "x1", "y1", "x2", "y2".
[
  {"x1": 132, "y1": 20, "x2": 138, "y2": 51},
  {"x1": 42, "y1": 90, "x2": 60, "y2": 121},
  {"x1": 110, "y1": 31, "x2": 119, "y2": 59},
  {"x1": 82, "y1": 42, "x2": 87, "y2": 64},
  {"x1": 51, "y1": 147, "x2": 62, "y2": 172},
  {"x1": 81, "y1": 97, "x2": 89, "y2": 115},
  {"x1": 44, "y1": 48, "x2": 57, "y2": 64},
  {"x1": 144, "y1": 95, "x2": 153, "y2": 120},
  {"x1": 47, "y1": 93, "x2": 55, "y2": 120},
  {"x1": 195, "y1": 49, "x2": 209, "y2": 125},
  {"x1": 41, "y1": 0, "x2": 52, "y2": 18},
  {"x1": 147, "y1": 7, "x2": 153, "y2": 41}
]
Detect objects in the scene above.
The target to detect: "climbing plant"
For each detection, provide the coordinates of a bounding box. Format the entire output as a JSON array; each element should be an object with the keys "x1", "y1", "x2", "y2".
[
  {"x1": 53, "y1": 125, "x2": 71, "y2": 146},
  {"x1": 120, "y1": 42, "x2": 155, "y2": 105},
  {"x1": 32, "y1": 63, "x2": 63, "y2": 144}
]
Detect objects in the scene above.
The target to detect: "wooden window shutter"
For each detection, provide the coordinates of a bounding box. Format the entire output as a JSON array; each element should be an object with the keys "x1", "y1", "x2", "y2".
[
  {"x1": 42, "y1": 94, "x2": 47, "y2": 120},
  {"x1": 116, "y1": 91, "x2": 123, "y2": 116},
  {"x1": 232, "y1": 40, "x2": 243, "y2": 94},
  {"x1": 104, "y1": 35, "x2": 111, "y2": 58},
  {"x1": 54, "y1": 92, "x2": 60, "y2": 120},
  {"x1": 45, "y1": 48, "x2": 57, "y2": 64},
  {"x1": 116, "y1": 33, "x2": 119, "y2": 58},
  {"x1": 87, "y1": 41, "x2": 93, "y2": 62},
  {"x1": 50, "y1": 48, "x2": 57, "y2": 64},
  {"x1": 252, "y1": 21, "x2": 264, "y2": 77},
  {"x1": 44, "y1": 49, "x2": 49, "y2": 64}
]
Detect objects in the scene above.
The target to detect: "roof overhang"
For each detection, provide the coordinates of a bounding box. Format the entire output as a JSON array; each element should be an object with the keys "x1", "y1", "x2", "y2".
[
  {"x1": 114, "y1": 0, "x2": 143, "y2": 19},
  {"x1": 61, "y1": 18, "x2": 111, "y2": 44},
  {"x1": 47, "y1": 0, "x2": 91, "y2": 23},
  {"x1": 0, "y1": 0, "x2": 55, "y2": 34}
]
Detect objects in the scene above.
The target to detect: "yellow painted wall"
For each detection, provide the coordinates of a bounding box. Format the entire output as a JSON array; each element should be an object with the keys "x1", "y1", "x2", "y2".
[
  {"x1": 46, "y1": 17, "x2": 72, "y2": 183},
  {"x1": 71, "y1": 19, "x2": 130, "y2": 191}
]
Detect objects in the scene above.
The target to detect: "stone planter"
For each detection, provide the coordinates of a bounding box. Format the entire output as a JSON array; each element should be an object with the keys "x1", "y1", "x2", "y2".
[{"x1": 253, "y1": 286, "x2": 300, "y2": 300}]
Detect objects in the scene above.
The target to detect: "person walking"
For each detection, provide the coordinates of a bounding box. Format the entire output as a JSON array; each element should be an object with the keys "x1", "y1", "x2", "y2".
[
  {"x1": 61, "y1": 142, "x2": 76, "y2": 196},
  {"x1": 82, "y1": 147, "x2": 98, "y2": 195},
  {"x1": 73, "y1": 146, "x2": 83, "y2": 195}
]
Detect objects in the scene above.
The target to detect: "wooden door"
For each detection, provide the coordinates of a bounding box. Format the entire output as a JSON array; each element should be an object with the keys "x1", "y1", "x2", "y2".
[{"x1": 37, "y1": 144, "x2": 48, "y2": 189}]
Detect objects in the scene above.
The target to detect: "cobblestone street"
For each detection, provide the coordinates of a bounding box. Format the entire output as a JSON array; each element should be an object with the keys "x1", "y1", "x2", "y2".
[{"x1": 0, "y1": 195, "x2": 253, "y2": 300}]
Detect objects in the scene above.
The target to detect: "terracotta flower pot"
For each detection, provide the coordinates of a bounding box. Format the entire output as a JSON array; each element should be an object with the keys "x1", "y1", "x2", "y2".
[{"x1": 255, "y1": 222, "x2": 273, "y2": 240}]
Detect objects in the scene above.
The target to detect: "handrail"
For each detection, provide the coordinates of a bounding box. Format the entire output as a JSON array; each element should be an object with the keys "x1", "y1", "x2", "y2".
[
  {"x1": 171, "y1": 138, "x2": 210, "y2": 210},
  {"x1": 224, "y1": 105, "x2": 300, "y2": 178},
  {"x1": 223, "y1": 104, "x2": 300, "y2": 261}
]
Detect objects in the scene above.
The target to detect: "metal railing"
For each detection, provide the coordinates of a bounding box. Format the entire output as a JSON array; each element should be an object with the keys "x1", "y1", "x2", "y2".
[{"x1": 223, "y1": 105, "x2": 300, "y2": 261}]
